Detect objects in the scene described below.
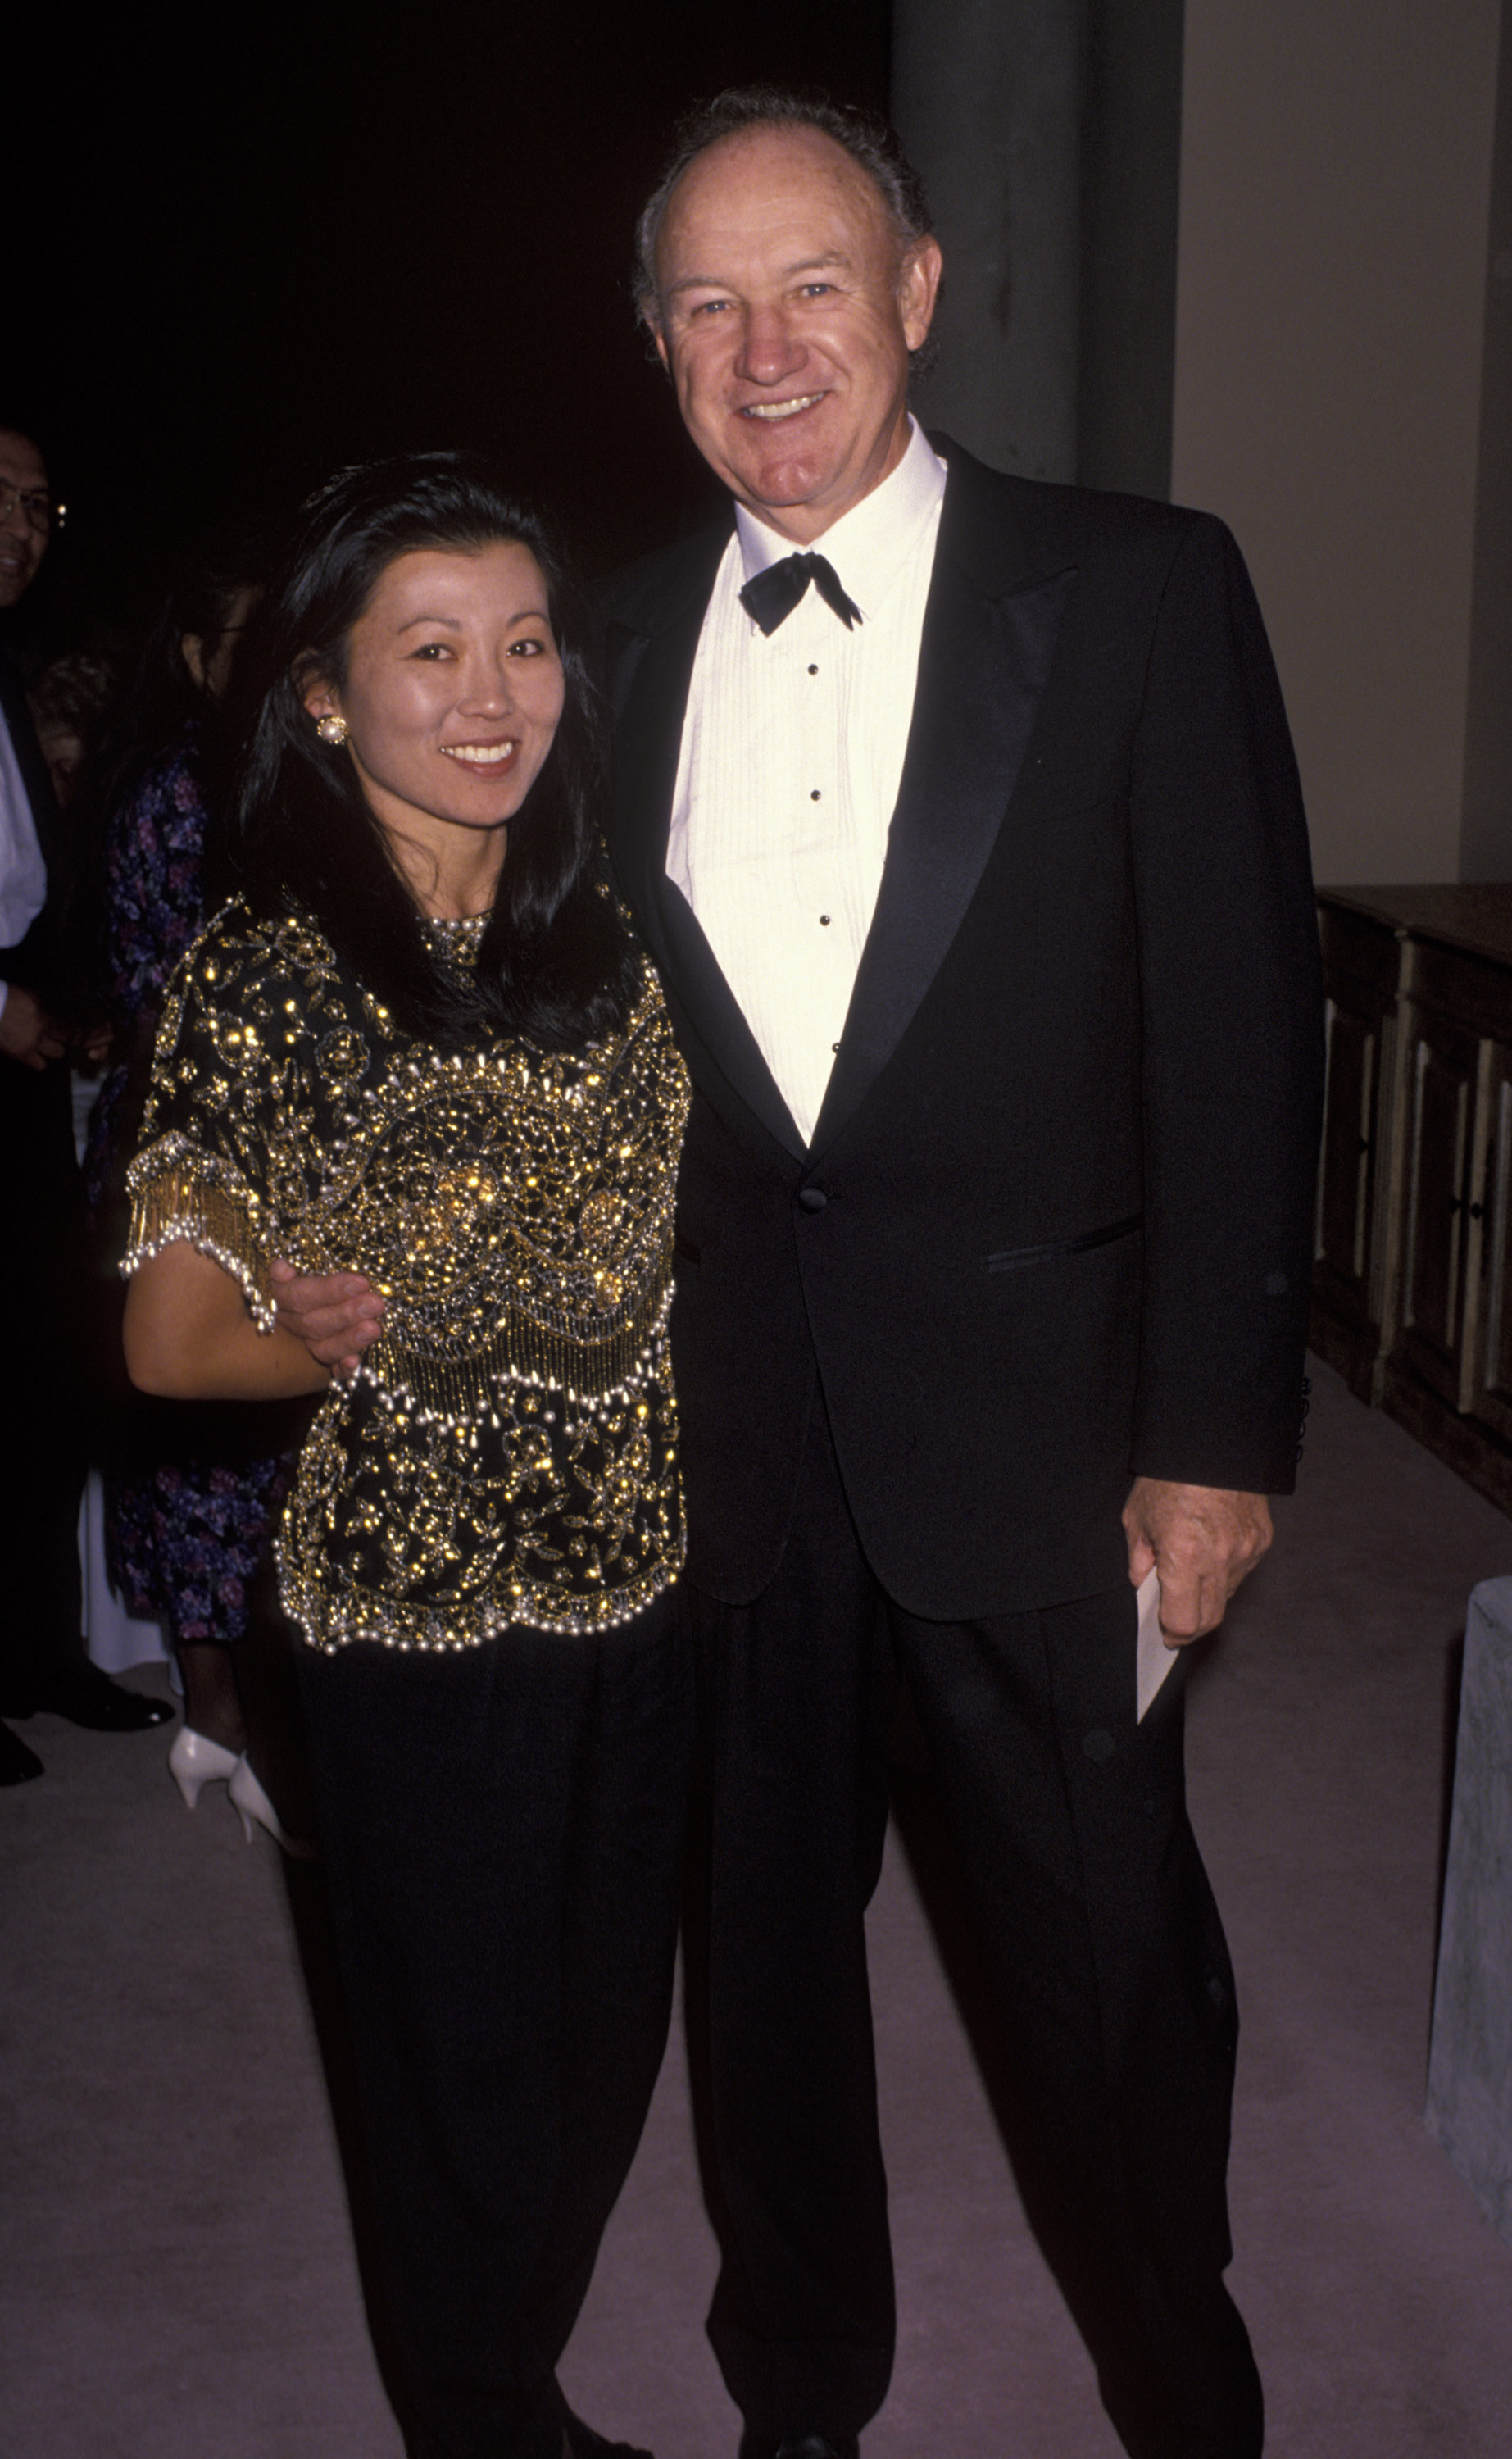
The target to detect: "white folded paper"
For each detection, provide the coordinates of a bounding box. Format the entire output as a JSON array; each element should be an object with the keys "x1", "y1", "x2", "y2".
[{"x1": 1135, "y1": 1567, "x2": 1180, "y2": 1722}]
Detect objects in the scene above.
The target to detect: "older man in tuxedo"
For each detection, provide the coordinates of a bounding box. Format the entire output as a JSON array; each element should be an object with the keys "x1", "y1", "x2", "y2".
[
  {"x1": 595, "y1": 92, "x2": 1320, "y2": 2459},
  {"x1": 279, "y1": 90, "x2": 1321, "y2": 2459}
]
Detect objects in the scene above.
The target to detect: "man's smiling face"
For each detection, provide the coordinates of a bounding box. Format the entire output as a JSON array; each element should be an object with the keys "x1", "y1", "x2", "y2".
[
  {"x1": 649, "y1": 124, "x2": 942, "y2": 546},
  {"x1": 0, "y1": 430, "x2": 50, "y2": 611}
]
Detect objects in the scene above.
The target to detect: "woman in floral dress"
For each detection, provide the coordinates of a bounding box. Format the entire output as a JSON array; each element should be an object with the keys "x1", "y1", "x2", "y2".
[{"x1": 87, "y1": 550, "x2": 302, "y2": 1841}]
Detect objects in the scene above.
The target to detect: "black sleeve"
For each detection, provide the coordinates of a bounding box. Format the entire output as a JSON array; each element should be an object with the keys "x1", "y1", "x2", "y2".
[{"x1": 1128, "y1": 515, "x2": 1324, "y2": 1493}]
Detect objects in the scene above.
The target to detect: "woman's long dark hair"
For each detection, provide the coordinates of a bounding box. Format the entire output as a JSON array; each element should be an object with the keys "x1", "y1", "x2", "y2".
[
  {"x1": 233, "y1": 452, "x2": 636, "y2": 1052},
  {"x1": 98, "y1": 530, "x2": 266, "y2": 828},
  {"x1": 57, "y1": 534, "x2": 266, "y2": 1032}
]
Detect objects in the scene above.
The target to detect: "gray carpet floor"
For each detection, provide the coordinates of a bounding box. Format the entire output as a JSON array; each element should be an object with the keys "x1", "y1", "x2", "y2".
[{"x1": 4, "y1": 1358, "x2": 1512, "y2": 2457}]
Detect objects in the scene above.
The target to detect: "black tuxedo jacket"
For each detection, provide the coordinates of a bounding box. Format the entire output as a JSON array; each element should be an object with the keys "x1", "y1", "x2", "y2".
[{"x1": 597, "y1": 438, "x2": 1324, "y2": 1619}]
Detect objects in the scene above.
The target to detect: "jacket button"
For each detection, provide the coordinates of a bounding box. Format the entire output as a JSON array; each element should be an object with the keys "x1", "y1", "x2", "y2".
[{"x1": 797, "y1": 1187, "x2": 828, "y2": 1212}]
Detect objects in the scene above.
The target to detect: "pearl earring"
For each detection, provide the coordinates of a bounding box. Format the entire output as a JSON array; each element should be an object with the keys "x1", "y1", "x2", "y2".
[{"x1": 316, "y1": 714, "x2": 349, "y2": 746}]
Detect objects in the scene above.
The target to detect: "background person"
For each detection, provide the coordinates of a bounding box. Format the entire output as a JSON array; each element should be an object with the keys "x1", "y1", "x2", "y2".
[
  {"x1": 0, "y1": 415, "x2": 170, "y2": 1785},
  {"x1": 81, "y1": 539, "x2": 302, "y2": 1842},
  {"x1": 28, "y1": 649, "x2": 120, "y2": 810},
  {"x1": 121, "y1": 453, "x2": 692, "y2": 2459}
]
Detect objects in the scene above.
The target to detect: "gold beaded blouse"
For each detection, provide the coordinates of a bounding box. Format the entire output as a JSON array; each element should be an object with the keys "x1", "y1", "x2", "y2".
[{"x1": 123, "y1": 899, "x2": 690, "y2": 1652}]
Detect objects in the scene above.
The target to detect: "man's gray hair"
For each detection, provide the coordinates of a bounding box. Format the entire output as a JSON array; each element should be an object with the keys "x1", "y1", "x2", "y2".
[{"x1": 632, "y1": 87, "x2": 935, "y2": 325}]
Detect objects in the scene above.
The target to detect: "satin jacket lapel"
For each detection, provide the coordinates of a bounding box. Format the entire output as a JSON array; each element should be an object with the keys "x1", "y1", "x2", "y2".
[
  {"x1": 809, "y1": 474, "x2": 1076, "y2": 1160},
  {"x1": 606, "y1": 596, "x2": 701, "y2": 958},
  {"x1": 606, "y1": 538, "x2": 806, "y2": 1161}
]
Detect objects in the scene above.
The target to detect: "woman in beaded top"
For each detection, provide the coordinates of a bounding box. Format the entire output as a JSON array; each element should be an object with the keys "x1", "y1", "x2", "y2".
[{"x1": 122, "y1": 453, "x2": 692, "y2": 2459}]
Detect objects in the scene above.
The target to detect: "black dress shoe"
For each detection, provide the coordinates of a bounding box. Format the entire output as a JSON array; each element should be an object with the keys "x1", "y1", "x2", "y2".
[
  {"x1": 563, "y1": 2416, "x2": 655, "y2": 2459},
  {"x1": 0, "y1": 1722, "x2": 44, "y2": 1784},
  {"x1": 33, "y1": 1669, "x2": 174, "y2": 1731},
  {"x1": 739, "y1": 2439, "x2": 860, "y2": 2459}
]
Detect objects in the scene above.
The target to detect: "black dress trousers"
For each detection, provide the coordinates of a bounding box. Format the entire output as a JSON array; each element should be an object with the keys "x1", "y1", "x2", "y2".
[
  {"x1": 0, "y1": 1036, "x2": 90, "y2": 1711},
  {"x1": 686, "y1": 1395, "x2": 1262, "y2": 2459},
  {"x1": 297, "y1": 1593, "x2": 695, "y2": 2459}
]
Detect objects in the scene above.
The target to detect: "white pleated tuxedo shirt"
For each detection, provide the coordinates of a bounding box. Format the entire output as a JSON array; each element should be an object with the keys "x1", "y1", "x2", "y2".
[{"x1": 666, "y1": 418, "x2": 947, "y2": 1145}]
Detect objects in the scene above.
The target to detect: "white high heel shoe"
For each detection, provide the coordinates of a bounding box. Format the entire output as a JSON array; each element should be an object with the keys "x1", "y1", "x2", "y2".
[
  {"x1": 228, "y1": 1752, "x2": 316, "y2": 1859},
  {"x1": 168, "y1": 1725, "x2": 240, "y2": 1810}
]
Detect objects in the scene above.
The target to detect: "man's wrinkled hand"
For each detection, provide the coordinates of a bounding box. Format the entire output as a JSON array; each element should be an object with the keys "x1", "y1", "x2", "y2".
[
  {"x1": 270, "y1": 1258, "x2": 385, "y2": 1382},
  {"x1": 0, "y1": 985, "x2": 68, "y2": 1070},
  {"x1": 1122, "y1": 1477, "x2": 1272, "y2": 1646}
]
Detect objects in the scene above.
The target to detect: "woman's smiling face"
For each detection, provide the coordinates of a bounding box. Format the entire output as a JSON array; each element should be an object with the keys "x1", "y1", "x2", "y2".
[{"x1": 302, "y1": 541, "x2": 565, "y2": 856}]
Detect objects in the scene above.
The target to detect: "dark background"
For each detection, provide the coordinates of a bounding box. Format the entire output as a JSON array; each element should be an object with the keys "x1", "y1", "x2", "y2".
[{"x1": 9, "y1": 0, "x2": 892, "y2": 648}]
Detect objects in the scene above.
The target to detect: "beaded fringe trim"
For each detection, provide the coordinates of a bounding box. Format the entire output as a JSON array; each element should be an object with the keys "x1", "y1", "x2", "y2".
[
  {"x1": 121, "y1": 1151, "x2": 274, "y2": 1333},
  {"x1": 278, "y1": 1535, "x2": 681, "y2": 1652},
  {"x1": 121, "y1": 1149, "x2": 674, "y2": 1420},
  {"x1": 355, "y1": 1274, "x2": 674, "y2": 1427}
]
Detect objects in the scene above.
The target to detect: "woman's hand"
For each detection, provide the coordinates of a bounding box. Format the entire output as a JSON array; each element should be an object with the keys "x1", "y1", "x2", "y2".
[
  {"x1": 270, "y1": 1258, "x2": 386, "y2": 1381},
  {"x1": 125, "y1": 1242, "x2": 333, "y2": 1400}
]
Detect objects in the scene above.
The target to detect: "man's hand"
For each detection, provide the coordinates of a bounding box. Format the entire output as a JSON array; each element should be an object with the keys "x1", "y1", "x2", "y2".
[
  {"x1": 1122, "y1": 1478, "x2": 1273, "y2": 1645},
  {"x1": 270, "y1": 1258, "x2": 385, "y2": 1381},
  {"x1": 0, "y1": 985, "x2": 68, "y2": 1070}
]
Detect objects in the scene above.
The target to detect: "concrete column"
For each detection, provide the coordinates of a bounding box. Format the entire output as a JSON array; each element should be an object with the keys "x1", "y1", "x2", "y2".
[
  {"x1": 891, "y1": 0, "x2": 1087, "y2": 483},
  {"x1": 1460, "y1": 7, "x2": 1512, "y2": 881},
  {"x1": 1171, "y1": 0, "x2": 1505, "y2": 885},
  {"x1": 1078, "y1": 0, "x2": 1185, "y2": 501}
]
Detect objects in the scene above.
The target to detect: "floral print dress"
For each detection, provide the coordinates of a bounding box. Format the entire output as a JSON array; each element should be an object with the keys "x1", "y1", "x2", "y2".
[{"x1": 87, "y1": 726, "x2": 290, "y2": 1644}]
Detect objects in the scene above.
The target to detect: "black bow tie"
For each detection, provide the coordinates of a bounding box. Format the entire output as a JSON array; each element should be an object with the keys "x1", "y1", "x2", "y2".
[{"x1": 738, "y1": 552, "x2": 862, "y2": 635}]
